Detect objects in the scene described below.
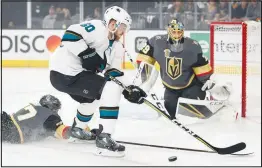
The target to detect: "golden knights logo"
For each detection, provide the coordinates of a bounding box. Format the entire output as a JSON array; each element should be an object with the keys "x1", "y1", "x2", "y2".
[{"x1": 164, "y1": 49, "x2": 182, "y2": 80}]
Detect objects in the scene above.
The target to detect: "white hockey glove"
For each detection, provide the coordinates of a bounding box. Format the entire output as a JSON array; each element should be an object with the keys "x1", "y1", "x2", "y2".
[
  {"x1": 202, "y1": 80, "x2": 232, "y2": 101},
  {"x1": 201, "y1": 80, "x2": 216, "y2": 91}
]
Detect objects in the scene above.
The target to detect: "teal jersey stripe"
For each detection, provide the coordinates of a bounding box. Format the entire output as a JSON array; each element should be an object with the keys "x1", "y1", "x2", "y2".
[{"x1": 62, "y1": 33, "x2": 81, "y2": 41}]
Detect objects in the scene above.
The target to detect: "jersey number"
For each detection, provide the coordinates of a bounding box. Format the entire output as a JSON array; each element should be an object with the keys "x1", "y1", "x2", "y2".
[
  {"x1": 142, "y1": 45, "x2": 150, "y2": 54},
  {"x1": 17, "y1": 105, "x2": 37, "y2": 121},
  {"x1": 80, "y1": 23, "x2": 95, "y2": 32}
]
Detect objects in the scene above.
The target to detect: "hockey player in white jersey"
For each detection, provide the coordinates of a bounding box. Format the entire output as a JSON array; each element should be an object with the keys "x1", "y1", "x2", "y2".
[{"x1": 49, "y1": 6, "x2": 147, "y2": 157}]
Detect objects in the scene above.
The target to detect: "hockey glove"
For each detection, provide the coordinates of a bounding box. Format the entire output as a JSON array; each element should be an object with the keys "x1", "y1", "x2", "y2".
[
  {"x1": 201, "y1": 80, "x2": 216, "y2": 91},
  {"x1": 104, "y1": 68, "x2": 124, "y2": 81},
  {"x1": 122, "y1": 85, "x2": 147, "y2": 104},
  {"x1": 202, "y1": 80, "x2": 232, "y2": 101},
  {"x1": 79, "y1": 47, "x2": 106, "y2": 72}
]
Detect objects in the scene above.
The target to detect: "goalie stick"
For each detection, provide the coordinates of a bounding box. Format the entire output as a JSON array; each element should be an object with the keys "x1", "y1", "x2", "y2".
[
  {"x1": 107, "y1": 74, "x2": 252, "y2": 155},
  {"x1": 125, "y1": 51, "x2": 164, "y2": 116}
]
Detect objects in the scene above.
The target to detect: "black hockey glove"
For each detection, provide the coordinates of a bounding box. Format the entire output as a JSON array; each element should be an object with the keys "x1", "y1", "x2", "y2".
[
  {"x1": 122, "y1": 85, "x2": 147, "y2": 104},
  {"x1": 78, "y1": 47, "x2": 106, "y2": 72},
  {"x1": 104, "y1": 68, "x2": 124, "y2": 81}
]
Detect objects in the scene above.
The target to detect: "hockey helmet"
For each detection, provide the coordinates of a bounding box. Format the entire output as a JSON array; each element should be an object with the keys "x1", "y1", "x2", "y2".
[
  {"x1": 39, "y1": 95, "x2": 61, "y2": 113},
  {"x1": 167, "y1": 18, "x2": 185, "y2": 42},
  {"x1": 104, "y1": 6, "x2": 132, "y2": 33}
]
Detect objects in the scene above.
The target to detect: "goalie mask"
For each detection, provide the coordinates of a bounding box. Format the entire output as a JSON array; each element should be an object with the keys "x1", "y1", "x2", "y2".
[
  {"x1": 39, "y1": 95, "x2": 61, "y2": 113},
  {"x1": 167, "y1": 18, "x2": 185, "y2": 52}
]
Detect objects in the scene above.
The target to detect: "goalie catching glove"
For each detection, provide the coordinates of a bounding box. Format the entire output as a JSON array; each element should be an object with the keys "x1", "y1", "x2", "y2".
[
  {"x1": 122, "y1": 85, "x2": 147, "y2": 104},
  {"x1": 201, "y1": 79, "x2": 233, "y2": 101}
]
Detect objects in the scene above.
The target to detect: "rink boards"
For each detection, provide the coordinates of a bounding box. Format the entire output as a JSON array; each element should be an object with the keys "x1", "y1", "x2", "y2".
[{"x1": 2, "y1": 29, "x2": 260, "y2": 75}]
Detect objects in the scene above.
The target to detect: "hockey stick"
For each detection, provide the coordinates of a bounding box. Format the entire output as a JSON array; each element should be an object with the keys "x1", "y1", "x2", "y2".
[
  {"x1": 142, "y1": 99, "x2": 250, "y2": 155},
  {"x1": 117, "y1": 140, "x2": 215, "y2": 153},
  {"x1": 107, "y1": 75, "x2": 251, "y2": 155},
  {"x1": 116, "y1": 140, "x2": 252, "y2": 156}
]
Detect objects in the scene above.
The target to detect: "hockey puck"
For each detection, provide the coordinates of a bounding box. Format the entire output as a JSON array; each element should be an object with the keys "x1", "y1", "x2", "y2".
[{"x1": 168, "y1": 156, "x2": 177, "y2": 162}]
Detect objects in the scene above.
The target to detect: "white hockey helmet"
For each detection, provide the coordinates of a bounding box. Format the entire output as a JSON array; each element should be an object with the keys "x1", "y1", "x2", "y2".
[{"x1": 104, "y1": 6, "x2": 132, "y2": 33}]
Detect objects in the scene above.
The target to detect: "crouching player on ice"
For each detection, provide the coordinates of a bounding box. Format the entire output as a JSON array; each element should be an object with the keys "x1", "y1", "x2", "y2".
[
  {"x1": 135, "y1": 18, "x2": 234, "y2": 120},
  {"x1": 1, "y1": 95, "x2": 86, "y2": 144}
]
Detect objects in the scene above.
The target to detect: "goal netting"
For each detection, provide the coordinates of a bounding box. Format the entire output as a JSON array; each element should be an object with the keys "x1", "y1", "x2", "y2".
[{"x1": 210, "y1": 21, "x2": 261, "y2": 120}]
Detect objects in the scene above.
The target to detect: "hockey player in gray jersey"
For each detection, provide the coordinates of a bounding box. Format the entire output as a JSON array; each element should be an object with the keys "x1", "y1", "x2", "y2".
[
  {"x1": 1, "y1": 95, "x2": 88, "y2": 144},
  {"x1": 49, "y1": 6, "x2": 146, "y2": 157},
  {"x1": 136, "y1": 18, "x2": 232, "y2": 120}
]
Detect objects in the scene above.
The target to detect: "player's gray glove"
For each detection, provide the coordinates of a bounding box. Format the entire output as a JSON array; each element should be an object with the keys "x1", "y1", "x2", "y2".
[
  {"x1": 104, "y1": 68, "x2": 124, "y2": 81},
  {"x1": 122, "y1": 85, "x2": 147, "y2": 104}
]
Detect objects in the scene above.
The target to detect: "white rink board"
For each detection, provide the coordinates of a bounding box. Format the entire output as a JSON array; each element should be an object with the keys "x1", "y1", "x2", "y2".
[
  {"x1": 1, "y1": 29, "x2": 190, "y2": 62},
  {"x1": 2, "y1": 30, "x2": 64, "y2": 60}
]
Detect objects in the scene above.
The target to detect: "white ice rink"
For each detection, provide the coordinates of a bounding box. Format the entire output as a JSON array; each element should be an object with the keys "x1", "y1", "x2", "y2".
[{"x1": 1, "y1": 68, "x2": 261, "y2": 166}]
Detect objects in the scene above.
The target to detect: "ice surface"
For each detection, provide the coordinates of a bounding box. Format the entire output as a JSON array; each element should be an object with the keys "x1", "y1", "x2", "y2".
[{"x1": 1, "y1": 68, "x2": 261, "y2": 166}]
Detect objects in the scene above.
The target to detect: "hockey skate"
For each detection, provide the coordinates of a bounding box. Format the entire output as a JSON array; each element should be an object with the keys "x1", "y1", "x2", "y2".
[
  {"x1": 95, "y1": 125, "x2": 125, "y2": 157},
  {"x1": 67, "y1": 118, "x2": 96, "y2": 143}
]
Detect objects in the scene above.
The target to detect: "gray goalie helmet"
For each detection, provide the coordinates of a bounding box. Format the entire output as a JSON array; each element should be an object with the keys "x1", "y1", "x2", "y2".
[{"x1": 39, "y1": 95, "x2": 61, "y2": 113}]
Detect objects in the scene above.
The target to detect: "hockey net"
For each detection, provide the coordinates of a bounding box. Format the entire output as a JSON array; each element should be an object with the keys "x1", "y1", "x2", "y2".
[{"x1": 210, "y1": 21, "x2": 261, "y2": 119}]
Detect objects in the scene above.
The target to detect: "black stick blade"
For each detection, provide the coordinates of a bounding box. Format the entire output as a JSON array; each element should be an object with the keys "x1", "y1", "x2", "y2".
[{"x1": 215, "y1": 142, "x2": 246, "y2": 154}]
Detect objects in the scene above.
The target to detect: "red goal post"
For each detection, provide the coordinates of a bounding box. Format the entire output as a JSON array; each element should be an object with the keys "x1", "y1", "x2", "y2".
[{"x1": 210, "y1": 21, "x2": 261, "y2": 118}]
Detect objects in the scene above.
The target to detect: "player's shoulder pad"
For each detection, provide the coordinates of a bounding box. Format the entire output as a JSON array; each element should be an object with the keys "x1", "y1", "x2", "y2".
[
  {"x1": 147, "y1": 34, "x2": 167, "y2": 49},
  {"x1": 185, "y1": 37, "x2": 201, "y2": 47},
  {"x1": 184, "y1": 37, "x2": 202, "y2": 53},
  {"x1": 150, "y1": 34, "x2": 167, "y2": 42}
]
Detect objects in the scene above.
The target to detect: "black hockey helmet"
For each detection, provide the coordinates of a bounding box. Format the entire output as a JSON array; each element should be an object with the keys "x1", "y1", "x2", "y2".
[
  {"x1": 39, "y1": 95, "x2": 61, "y2": 113},
  {"x1": 167, "y1": 18, "x2": 185, "y2": 42}
]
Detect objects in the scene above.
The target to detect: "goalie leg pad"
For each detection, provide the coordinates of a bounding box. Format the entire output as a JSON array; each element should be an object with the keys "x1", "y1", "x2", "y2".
[
  {"x1": 177, "y1": 100, "x2": 214, "y2": 119},
  {"x1": 176, "y1": 97, "x2": 228, "y2": 119},
  {"x1": 178, "y1": 84, "x2": 220, "y2": 119}
]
